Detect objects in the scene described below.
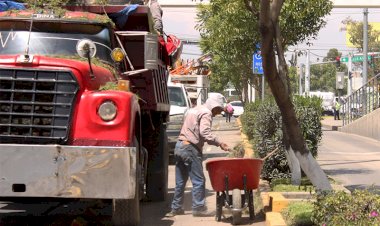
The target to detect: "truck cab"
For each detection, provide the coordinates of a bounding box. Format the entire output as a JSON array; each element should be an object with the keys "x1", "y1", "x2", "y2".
[{"x1": 0, "y1": 3, "x2": 170, "y2": 225}]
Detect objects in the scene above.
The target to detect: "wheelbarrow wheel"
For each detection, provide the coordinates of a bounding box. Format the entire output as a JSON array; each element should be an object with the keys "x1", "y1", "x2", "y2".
[{"x1": 232, "y1": 189, "x2": 242, "y2": 225}]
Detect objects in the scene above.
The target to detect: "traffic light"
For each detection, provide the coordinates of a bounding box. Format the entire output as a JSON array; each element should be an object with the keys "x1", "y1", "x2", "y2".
[{"x1": 335, "y1": 56, "x2": 340, "y2": 67}]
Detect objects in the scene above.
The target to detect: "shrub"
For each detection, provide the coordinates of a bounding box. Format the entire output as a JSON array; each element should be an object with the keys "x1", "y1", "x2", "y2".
[
  {"x1": 240, "y1": 96, "x2": 322, "y2": 181},
  {"x1": 270, "y1": 178, "x2": 315, "y2": 192},
  {"x1": 282, "y1": 201, "x2": 315, "y2": 226},
  {"x1": 311, "y1": 189, "x2": 380, "y2": 225}
]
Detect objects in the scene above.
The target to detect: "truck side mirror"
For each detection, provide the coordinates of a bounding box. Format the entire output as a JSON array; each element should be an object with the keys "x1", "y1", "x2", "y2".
[
  {"x1": 76, "y1": 39, "x2": 97, "y2": 79},
  {"x1": 76, "y1": 39, "x2": 97, "y2": 59}
]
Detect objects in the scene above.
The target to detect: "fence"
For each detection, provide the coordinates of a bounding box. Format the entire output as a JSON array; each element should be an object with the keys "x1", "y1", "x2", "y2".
[{"x1": 342, "y1": 73, "x2": 380, "y2": 125}]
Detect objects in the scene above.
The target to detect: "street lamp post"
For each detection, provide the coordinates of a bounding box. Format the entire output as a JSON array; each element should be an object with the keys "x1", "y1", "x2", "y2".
[
  {"x1": 363, "y1": 8, "x2": 368, "y2": 85},
  {"x1": 305, "y1": 50, "x2": 310, "y2": 95},
  {"x1": 299, "y1": 64, "x2": 304, "y2": 95}
]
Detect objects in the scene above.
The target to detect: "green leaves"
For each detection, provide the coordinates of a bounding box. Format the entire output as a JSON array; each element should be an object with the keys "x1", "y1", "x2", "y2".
[
  {"x1": 196, "y1": 0, "x2": 332, "y2": 94},
  {"x1": 196, "y1": 0, "x2": 258, "y2": 94},
  {"x1": 241, "y1": 96, "x2": 323, "y2": 181},
  {"x1": 346, "y1": 19, "x2": 380, "y2": 52},
  {"x1": 280, "y1": 0, "x2": 333, "y2": 46},
  {"x1": 309, "y1": 48, "x2": 348, "y2": 94},
  {"x1": 312, "y1": 189, "x2": 380, "y2": 225}
]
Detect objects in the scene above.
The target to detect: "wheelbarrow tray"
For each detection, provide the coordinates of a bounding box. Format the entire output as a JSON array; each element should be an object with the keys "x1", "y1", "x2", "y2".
[{"x1": 206, "y1": 158, "x2": 263, "y2": 192}]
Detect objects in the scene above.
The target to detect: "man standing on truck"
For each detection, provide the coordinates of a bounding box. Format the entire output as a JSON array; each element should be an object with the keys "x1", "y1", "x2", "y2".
[
  {"x1": 132, "y1": 0, "x2": 163, "y2": 34},
  {"x1": 167, "y1": 95, "x2": 231, "y2": 217}
]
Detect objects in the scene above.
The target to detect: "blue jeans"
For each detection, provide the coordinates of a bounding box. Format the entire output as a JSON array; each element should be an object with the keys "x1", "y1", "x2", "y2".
[{"x1": 171, "y1": 141, "x2": 205, "y2": 211}]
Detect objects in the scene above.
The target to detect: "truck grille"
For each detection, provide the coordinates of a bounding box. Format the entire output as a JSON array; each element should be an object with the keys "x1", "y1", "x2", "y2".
[{"x1": 0, "y1": 69, "x2": 78, "y2": 144}]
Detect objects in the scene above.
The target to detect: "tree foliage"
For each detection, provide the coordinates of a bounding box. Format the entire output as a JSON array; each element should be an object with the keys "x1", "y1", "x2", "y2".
[
  {"x1": 311, "y1": 48, "x2": 347, "y2": 94},
  {"x1": 195, "y1": 0, "x2": 259, "y2": 99},
  {"x1": 310, "y1": 63, "x2": 337, "y2": 92},
  {"x1": 343, "y1": 18, "x2": 380, "y2": 75},
  {"x1": 344, "y1": 17, "x2": 380, "y2": 52},
  {"x1": 279, "y1": 1, "x2": 332, "y2": 47},
  {"x1": 288, "y1": 66, "x2": 299, "y2": 94},
  {"x1": 196, "y1": 0, "x2": 333, "y2": 98}
]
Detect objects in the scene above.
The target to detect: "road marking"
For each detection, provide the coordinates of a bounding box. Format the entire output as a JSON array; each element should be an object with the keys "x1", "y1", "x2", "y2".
[{"x1": 322, "y1": 151, "x2": 379, "y2": 155}]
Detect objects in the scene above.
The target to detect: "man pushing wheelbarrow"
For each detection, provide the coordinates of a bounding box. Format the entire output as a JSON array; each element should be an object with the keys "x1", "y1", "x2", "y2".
[{"x1": 167, "y1": 94, "x2": 231, "y2": 217}]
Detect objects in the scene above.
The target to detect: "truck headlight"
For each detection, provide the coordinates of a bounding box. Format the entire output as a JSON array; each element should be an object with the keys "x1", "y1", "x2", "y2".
[{"x1": 98, "y1": 101, "x2": 117, "y2": 121}]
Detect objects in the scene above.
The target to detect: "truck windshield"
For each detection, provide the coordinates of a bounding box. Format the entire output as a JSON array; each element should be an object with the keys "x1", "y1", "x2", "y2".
[
  {"x1": 168, "y1": 86, "x2": 187, "y2": 107},
  {"x1": 0, "y1": 21, "x2": 113, "y2": 63}
]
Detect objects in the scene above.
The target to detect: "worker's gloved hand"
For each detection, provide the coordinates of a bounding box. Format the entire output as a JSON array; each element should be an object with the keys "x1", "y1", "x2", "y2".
[{"x1": 220, "y1": 143, "x2": 230, "y2": 152}]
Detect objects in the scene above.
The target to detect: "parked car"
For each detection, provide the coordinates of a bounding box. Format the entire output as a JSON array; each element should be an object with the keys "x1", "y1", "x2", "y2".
[
  {"x1": 168, "y1": 82, "x2": 191, "y2": 117},
  {"x1": 167, "y1": 82, "x2": 192, "y2": 156},
  {"x1": 230, "y1": 101, "x2": 244, "y2": 117},
  {"x1": 309, "y1": 91, "x2": 335, "y2": 115}
]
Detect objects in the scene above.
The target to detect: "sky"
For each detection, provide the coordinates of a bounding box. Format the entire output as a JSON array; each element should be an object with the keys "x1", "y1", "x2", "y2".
[{"x1": 158, "y1": 0, "x2": 380, "y2": 66}]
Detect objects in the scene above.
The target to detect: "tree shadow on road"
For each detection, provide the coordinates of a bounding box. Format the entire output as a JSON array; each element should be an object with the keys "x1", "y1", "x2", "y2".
[{"x1": 323, "y1": 168, "x2": 373, "y2": 176}]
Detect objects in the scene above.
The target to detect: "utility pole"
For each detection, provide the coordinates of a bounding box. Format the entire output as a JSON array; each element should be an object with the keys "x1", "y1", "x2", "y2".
[
  {"x1": 348, "y1": 53, "x2": 353, "y2": 95},
  {"x1": 299, "y1": 64, "x2": 304, "y2": 95},
  {"x1": 363, "y1": 8, "x2": 369, "y2": 86},
  {"x1": 305, "y1": 50, "x2": 310, "y2": 95}
]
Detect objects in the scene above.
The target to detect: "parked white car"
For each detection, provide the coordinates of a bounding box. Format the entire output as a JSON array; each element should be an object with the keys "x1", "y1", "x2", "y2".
[
  {"x1": 168, "y1": 82, "x2": 191, "y2": 117},
  {"x1": 230, "y1": 101, "x2": 244, "y2": 117},
  {"x1": 309, "y1": 91, "x2": 335, "y2": 115},
  {"x1": 167, "y1": 82, "x2": 192, "y2": 155}
]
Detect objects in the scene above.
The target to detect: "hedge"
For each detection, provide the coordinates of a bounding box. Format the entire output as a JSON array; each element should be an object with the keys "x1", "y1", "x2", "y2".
[{"x1": 240, "y1": 96, "x2": 323, "y2": 181}]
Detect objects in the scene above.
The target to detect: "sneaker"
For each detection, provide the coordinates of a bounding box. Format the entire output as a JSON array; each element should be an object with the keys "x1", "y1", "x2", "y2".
[
  {"x1": 192, "y1": 207, "x2": 215, "y2": 217},
  {"x1": 166, "y1": 209, "x2": 185, "y2": 217}
]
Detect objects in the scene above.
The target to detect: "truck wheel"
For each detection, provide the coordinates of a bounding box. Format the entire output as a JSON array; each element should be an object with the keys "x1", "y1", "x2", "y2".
[
  {"x1": 112, "y1": 137, "x2": 141, "y2": 226},
  {"x1": 146, "y1": 124, "x2": 169, "y2": 201},
  {"x1": 232, "y1": 189, "x2": 242, "y2": 225}
]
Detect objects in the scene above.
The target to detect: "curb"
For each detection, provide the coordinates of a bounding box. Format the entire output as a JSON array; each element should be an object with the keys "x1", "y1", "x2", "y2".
[
  {"x1": 321, "y1": 121, "x2": 342, "y2": 131},
  {"x1": 262, "y1": 192, "x2": 288, "y2": 226},
  {"x1": 265, "y1": 212, "x2": 286, "y2": 226},
  {"x1": 238, "y1": 118, "x2": 285, "y2": 225},
  {"x1": 263, "y1": 185, "x2": 350, "y2": 226},
  {"x1": 236, "y1": 118, "x2": 255, "y2": 158}
]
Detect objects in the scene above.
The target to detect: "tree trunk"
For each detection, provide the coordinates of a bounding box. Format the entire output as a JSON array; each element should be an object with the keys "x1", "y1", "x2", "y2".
[
  {"x1": 283, "y1": 122, "x2": 301, "y2": 185},
  {"x1": 285, "y1": 147, "x2": 301, "y2": 185},
  {"x1": 259, "y1": 0, "x2": 332, "y2": 191}
]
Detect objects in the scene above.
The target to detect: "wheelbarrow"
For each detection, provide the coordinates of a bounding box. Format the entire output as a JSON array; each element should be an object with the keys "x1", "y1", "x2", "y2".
[{"x1": 206, "y1": 158, "x2": 263, "y2": 225}]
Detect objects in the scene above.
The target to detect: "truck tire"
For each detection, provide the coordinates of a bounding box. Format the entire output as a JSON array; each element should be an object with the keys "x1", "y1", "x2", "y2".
[
  {"x1": 112, "y1": 137, "x2": 141, "y2": 226},
  {"x1": 232, "y1": 189, "x2": 242, "y2": 225},
  {"x1": 146, "y1": 124, "x2": 169, "y2": 201}
]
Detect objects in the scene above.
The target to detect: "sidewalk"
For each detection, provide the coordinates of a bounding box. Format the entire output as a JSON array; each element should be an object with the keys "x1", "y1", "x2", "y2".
[{"x1": 321, "y1": 116, "x2": 342, "y2": 131}]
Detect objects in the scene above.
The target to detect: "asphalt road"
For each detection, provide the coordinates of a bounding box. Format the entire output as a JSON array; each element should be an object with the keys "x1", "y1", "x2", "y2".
[{"x1": 318, "y1": 127, "x2": 380, "y2": 191}]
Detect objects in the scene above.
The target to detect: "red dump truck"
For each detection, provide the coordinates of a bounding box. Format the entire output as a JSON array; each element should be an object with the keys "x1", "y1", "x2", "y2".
[{"x1": 0, "y1": 3, "x2": 170, "y2": 225}]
